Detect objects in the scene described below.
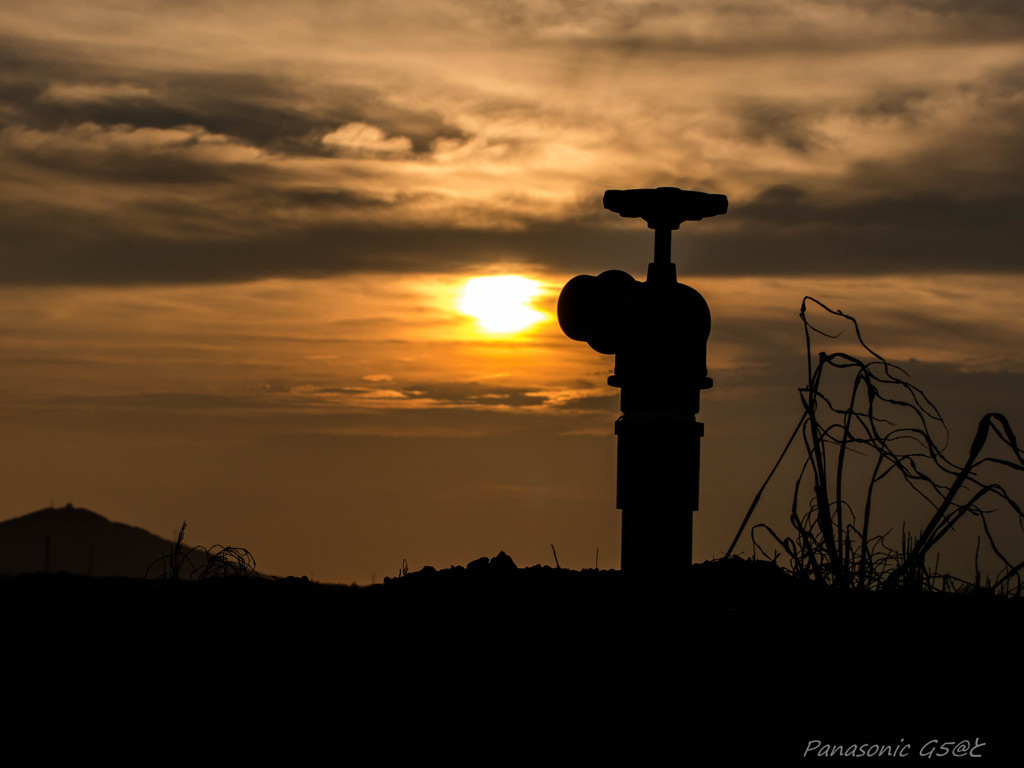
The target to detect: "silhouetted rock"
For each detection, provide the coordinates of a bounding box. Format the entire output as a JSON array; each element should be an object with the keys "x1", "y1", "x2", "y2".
[{"x1": 489, "y1": 550, "x2": 516, "y2": 571}]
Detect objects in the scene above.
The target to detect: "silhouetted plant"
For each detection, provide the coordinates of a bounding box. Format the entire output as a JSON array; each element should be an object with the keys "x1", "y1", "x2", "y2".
[
  {"x1": 147, "y1": 521, "x2": 198, "y2": 579},
  {"x1": 196, "y1": 544, "x2": 257, "y2": 580},
  {"x1": 147, "y1": 521, "x2": 257, "y2": 580},
  {"x1": 727, "y1": 297, "x2": 1024, "y2": 594}
]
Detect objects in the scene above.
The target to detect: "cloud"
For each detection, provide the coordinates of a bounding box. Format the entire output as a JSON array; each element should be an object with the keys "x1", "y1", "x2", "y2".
[
  {"x1": 322, "y1": 123, "x2": 414, "y2": 156},
  {"x1": 57, "y1": 392, "x2": 262, "y2": 410},
  {"x1": 0, "y1": 31, "x2": 466, "y2": 158},
  {"x1": 0, "y1": 1, "x2": 1021, "y2": 289},
  {"x1": 37, "y1": 82, "x2": 155, "y2": 105}
]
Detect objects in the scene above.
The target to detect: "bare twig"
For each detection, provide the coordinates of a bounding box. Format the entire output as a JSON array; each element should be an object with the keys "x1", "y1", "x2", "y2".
[{"x1": 735, "y1": 297, "x2": 1024, "y2": 594}]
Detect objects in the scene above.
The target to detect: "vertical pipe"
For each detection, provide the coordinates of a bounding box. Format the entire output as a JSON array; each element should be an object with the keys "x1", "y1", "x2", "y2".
[
  {"x1": 617, "y1": 415, "x2": 702, "y2": 578},
  {"x1": 653, "y1": 228, "x2": 672, "y2": 264}
]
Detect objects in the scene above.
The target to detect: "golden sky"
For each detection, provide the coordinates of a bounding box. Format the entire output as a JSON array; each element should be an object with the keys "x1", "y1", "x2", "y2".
[{"x1": 2, "y1": 1, "x2": 1024, "y2": 582}]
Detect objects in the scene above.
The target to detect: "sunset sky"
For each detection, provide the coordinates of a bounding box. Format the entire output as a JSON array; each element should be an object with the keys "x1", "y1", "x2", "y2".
[{"x1": 2, "y1": 1, "x2": 1024, "y2": 583}]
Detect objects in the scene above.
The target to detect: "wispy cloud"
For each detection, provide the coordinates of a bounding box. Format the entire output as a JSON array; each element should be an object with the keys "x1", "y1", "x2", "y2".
[{"x1": 1, "y1": 1, "x2": 1021, "y2": 284}]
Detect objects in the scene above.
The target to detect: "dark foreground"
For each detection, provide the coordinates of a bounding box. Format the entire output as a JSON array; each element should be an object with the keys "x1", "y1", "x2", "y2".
[{"x1": 4, "y1": 556, "x2": 1019, "y2": 762}]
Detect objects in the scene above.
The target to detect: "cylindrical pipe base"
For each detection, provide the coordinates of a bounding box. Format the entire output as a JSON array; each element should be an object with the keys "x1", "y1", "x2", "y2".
[{"x1": 615, "y1": 413, "x2": 703, "y2": 577}]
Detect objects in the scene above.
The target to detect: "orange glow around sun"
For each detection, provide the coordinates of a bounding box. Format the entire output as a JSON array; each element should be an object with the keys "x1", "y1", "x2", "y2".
[{"x1": 458, "y1": 275, "x2": 547, "y2": 333}]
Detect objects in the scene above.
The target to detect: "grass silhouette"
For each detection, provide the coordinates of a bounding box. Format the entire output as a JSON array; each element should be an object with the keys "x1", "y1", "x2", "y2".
[
  {"x1": 728, "y1": 297, "x2": 1024, "y2": 594},
  {"x1": 146, "y1": 520, "x2": 257, "y2": 580}
]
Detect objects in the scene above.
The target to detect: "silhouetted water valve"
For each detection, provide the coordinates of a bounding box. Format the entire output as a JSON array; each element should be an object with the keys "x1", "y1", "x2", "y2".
[{"x1": 558, "y1": 187, "x2": 727, "y2": 577}]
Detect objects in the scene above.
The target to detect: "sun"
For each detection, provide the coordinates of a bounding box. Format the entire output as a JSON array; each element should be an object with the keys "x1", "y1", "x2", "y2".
[{"x1": 458, "y1": 275, "x2": 546, "y2": 333}]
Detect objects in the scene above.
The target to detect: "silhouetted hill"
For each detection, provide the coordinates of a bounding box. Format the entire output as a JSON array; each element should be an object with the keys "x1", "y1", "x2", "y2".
[{"x1": 0, "y1": 504, "x2": 192, "y2": 577}]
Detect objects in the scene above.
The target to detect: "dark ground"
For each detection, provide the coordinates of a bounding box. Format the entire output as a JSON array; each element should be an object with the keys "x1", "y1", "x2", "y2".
[{"x1": 3, "y1": 555, "x2": 1019, "y2": 761}]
